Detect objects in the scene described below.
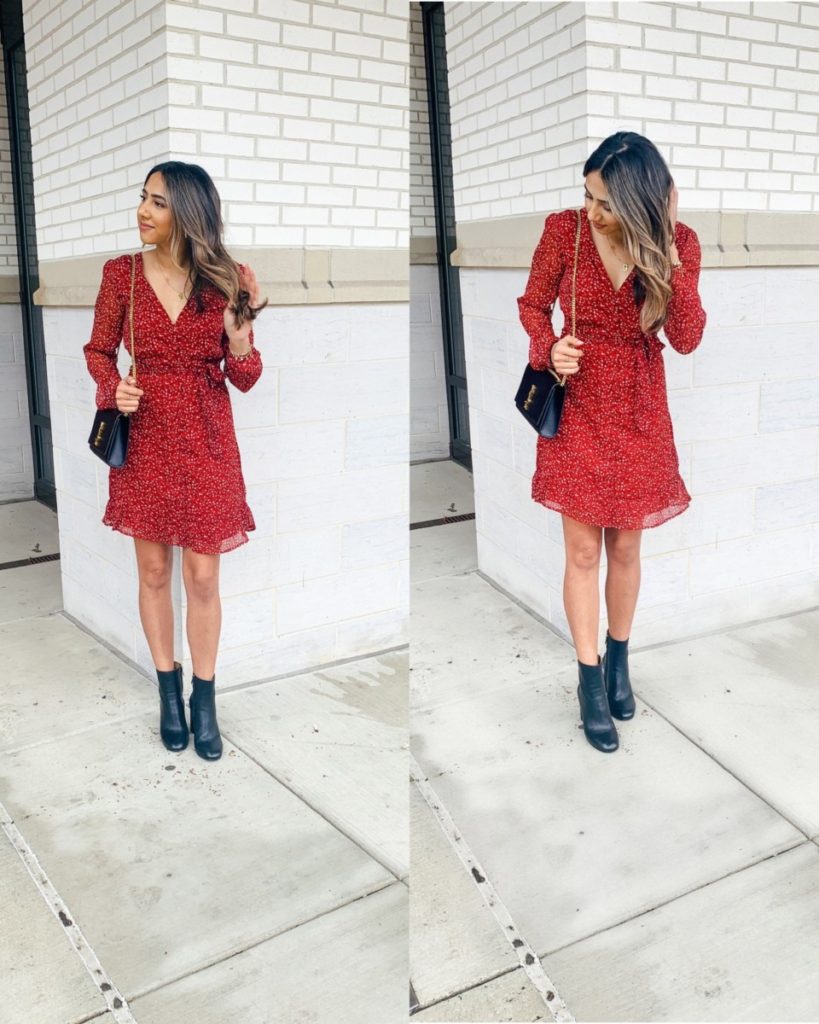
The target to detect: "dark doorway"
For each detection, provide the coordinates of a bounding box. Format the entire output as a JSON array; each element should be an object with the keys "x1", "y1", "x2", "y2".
[
  {"x1": 0, "y1": 0, "x2": 55, "y2": 509},
  {"x1": 422, "y1": 1, "x2": 470, "y2": 469}
]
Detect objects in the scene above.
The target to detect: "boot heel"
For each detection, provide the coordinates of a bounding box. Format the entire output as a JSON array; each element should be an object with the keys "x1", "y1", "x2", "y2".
[
  {"x1": 156, "y1": 661, "x2": 188, "y2": 752},
  {"x1": 577, "y1": 659, "x2": 618, "y2": 753},
  {"x1": 189, "y1": 675, "x2": 223, "y2": 761}
]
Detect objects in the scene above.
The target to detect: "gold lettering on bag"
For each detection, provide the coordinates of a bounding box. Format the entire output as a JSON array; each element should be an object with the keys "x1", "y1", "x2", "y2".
[
  {"x1": 523, "y1": 384, "x2": 538, "y2": 411},
  {"x1": 94, "y1": 422, "x2": 106, "y2": 447}
]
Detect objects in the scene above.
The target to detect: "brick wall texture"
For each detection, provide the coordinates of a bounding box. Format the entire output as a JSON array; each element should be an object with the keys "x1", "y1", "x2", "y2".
[
  {"x1": 23, "y1": 0, "x2": 409, "y2": 259},
  {"x1": 443, "y1": 1, "x2": 819, "y2": 221}
]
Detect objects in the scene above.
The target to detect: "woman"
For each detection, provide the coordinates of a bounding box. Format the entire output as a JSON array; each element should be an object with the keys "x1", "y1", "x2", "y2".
[
  {"x1": 518, "y1": 132, "x2": 706, "y2": 754},
  {"x1": 84, "y1": 161, "x2": 267, "y2": 762}
]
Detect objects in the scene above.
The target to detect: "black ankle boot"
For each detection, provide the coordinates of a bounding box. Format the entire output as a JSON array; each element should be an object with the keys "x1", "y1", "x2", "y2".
[
  {"x1": 189, "y1": 675, "x2": 223, "y2": 761},
  {"x1": 602, "y1": 631, "x2": 636, "y2": 720},
  {"x1": 577, "y1": 659, "x2": 618, "y2": 753},
  {"x1": 156, "y1": 662, "x2": 188, "y2": 752}
]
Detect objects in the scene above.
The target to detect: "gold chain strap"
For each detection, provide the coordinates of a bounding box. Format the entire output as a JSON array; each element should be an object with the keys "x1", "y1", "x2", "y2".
[
  {"x1": 571, "y1": 208, "x2": 580, "y2": 340},
  {"x1": 549, "y1": 209, "x2": 582, "y2": 387},
  {"x1": 129, "y1": 253, "x2": 137, "y2": 385}
]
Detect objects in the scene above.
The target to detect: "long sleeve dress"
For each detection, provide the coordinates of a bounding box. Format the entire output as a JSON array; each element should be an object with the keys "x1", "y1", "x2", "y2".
[
  {"x1": 84, "y1": 252, "x2": 263, "y2": 554},
  {"x1": 517, "y1": 206, "x2": 706, "y2": 530}
]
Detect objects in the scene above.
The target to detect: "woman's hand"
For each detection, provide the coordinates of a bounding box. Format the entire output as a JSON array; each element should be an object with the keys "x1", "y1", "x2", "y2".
[
  {"x1": 224, "y1": 264, "x2": 260, "y2": 355},
  {"x1": 115, "y1": 375, "x2": 144, "y2": 414},
  {"x1": 550, "y1": 335, "x2": 584, "y2": 376}
]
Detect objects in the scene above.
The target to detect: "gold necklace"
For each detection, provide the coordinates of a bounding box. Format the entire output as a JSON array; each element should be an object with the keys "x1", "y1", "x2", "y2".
[
  {"x1": 154, "y1": 254, "x2": 190, "y2": 300},
  {"x1": 607, "y1": 237, "x2": 631, "y2": 272}
]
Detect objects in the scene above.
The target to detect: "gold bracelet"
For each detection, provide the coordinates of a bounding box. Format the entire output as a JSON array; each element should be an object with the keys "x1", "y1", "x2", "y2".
[{"x1": 229, "y1": 345, "x2": 254, "y2": 361}]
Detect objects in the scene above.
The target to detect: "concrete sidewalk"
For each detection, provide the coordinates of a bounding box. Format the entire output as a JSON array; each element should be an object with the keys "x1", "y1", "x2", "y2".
[
  {"x1": 409, "y1": 460, "x2": 819, "y2": 1023},
  {"x1": 0, "y1": 501, "x2": 408, "y2": 1024}
]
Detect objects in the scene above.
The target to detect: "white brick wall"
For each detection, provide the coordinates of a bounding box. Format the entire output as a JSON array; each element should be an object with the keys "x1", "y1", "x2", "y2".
[
  {"x1": 167, "y1": 0, "x2": 409, "y2": 249},
  {"x1": 45, "y1": 302, "x2": 408, "y2": 680},
  {"x1": 0, "y1": 67, "x2": 18, "y2": 273},
  {"x1": 23, "y1": 0, "x2": 409, "y2": 258},
  {"x1": 410, "y1": 264, "x2": 449, "y2": 461},
  {"x1": 462, "y1": 264, "x2": 819, "y2": 646},
  {"x1": 22, "y1": 0, "x2": 170, "y2": 261},
  {"x1": 444, "y1": 1, "x2": 819, "y2": 220},
  {"x1": 410, "y1": 1, "x2": 435, "y2": 238}
]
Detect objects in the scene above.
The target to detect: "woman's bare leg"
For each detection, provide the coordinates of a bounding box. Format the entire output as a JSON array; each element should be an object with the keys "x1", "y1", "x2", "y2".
[
  {"x1": 134, "y1": 538, "x2": 174, "y2": 671},
  {"x1": 181, "y1": 549, "x2": 222, "y2": 680},
  {"x1": 603, "y1": 528, "x2": 642, "y2": 640},
  {"x1": 562, "y1": 515, "x2": 603, "y2": 664}
]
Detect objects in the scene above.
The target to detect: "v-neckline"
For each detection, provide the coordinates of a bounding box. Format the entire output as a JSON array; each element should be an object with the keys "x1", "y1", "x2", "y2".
[
  {"x1": 138, "y1": 251, "x2": 192, "y2": 327},
  {"x1": 583, "y1": 209, "x2": 634, "y2": 295}
]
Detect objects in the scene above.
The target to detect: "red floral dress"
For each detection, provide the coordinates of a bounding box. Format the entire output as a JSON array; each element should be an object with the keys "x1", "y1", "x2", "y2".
[
  {"x1": 84, "y1": 253, "x2": 263, "y2": 554},
  {"x1": 518, "y1": 207, "x2": 706, "y2": 530}
]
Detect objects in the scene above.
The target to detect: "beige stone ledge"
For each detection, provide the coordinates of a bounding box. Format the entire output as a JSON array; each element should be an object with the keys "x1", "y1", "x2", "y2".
[
  {"x1": 0, "y1": 274, "x2": 20, "y2": 303},
  {"x1": 450, "y1": 211, "x2": 819, "y2": 269},
  {"x1": 410, "y1": 235, "x2": 438, "y2": 265},
  {"x1": 32, "y1": 247, "x2": 408, "y2": 307}
]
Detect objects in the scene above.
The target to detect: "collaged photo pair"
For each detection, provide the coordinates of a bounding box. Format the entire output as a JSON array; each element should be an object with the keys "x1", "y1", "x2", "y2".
[{"x1": 2, "y1": 2, "x2": 819, "y2": 1023}]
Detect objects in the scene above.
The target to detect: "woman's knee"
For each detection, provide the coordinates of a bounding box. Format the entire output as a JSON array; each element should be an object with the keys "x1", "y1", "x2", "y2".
[
  {"x1": 606, "y1": 531, "x2": 642, "y2": 567},
  {"x1": 566, "y1": 538, "x2": 602, "y2": 572},
  {"x1": 138, "y1": 557, "x2": 172, "y2": 592},
  {"x1": 183, "y1": 562, "x2": 220, "y2": 604}
]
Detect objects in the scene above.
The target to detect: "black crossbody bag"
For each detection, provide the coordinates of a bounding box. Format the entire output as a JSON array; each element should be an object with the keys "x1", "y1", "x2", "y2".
[
  {"x1": 514, "y1": 209, "x2": 581, "y2": 437},
  {"x1": 88, "y1": 254, "x2": 136, "y2": 467}
]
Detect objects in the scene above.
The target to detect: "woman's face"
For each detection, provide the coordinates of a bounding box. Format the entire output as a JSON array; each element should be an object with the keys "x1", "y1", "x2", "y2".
[
  {"x1": 137, "y1": 172, "x2": 173, "y2": 247},
  {"x1": 584, "y1": 171, "x2": 622, "y2": 237}
]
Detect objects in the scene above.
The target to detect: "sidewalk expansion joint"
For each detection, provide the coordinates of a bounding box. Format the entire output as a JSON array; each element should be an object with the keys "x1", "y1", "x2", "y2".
[
  {"x1": 122, "y1": 877, "x2": 401, "y2": 1005},
  {"x1": 410, "y1": 754, "x2": 575, "y2": 1023},
  {"x1": 539, "y1": 837, "x2": 810, "y2": 962},
  {"x1": 0, "y1": 801, "x2": 137, "y2": 1024},
  {"x1": 225, "y1": 732, "x2": 406, "y2": 882}
]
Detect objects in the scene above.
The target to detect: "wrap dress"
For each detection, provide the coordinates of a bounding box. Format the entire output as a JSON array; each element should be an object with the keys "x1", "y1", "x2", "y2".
[
  {"x1": 518, "y1": 206, "x2": 706, "y2": 530},
  {"x1": 84, "y1": 253, "x2": 262, "y2": 554}
]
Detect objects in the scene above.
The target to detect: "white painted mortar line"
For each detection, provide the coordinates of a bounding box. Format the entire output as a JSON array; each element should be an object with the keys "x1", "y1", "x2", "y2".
[
  {"x1": 0, "y1": 802, "x2": 137, "y2": 1024},
  {"x1": 410, "y1": 755, "x2": 575, "y2": 1023}
]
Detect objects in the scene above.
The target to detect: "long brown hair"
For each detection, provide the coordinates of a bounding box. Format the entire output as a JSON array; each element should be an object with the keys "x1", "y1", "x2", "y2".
[
  {"x1": 583, "y1": 133, "x2": 675, "y2": 335},
  {"x1": 143, "y1": 161, "x2": 267, "y2": 328}
]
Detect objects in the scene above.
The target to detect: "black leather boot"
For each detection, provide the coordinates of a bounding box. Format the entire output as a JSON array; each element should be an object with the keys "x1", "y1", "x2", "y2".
[
  {"x1": 602, "y1": 631, "x2": 636, "y2": 720},
  {"x1": 156, "y1": 662, "x2": 188, "y2": 752},
  {"x1": 577, "y1": 658, "x2": 618, "y2": 753},
  {"x1": 189, "y1": 674, "x2": 223, "y2": 761}
]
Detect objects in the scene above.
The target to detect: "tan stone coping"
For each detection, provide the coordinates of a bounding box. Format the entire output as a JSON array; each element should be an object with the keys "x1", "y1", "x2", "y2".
[
  {"x1": 450, "y1": 211, "x2": 819, "y2": 269},
  {"x1": 32, "y1": 247, "x2": 408, "y2": 307},
  {"x1": 410, "y1": 235, "x2": 438, "y2": 265},
  {"x1": 0, "y1": 274, "x2": 20, "y2": 303}
]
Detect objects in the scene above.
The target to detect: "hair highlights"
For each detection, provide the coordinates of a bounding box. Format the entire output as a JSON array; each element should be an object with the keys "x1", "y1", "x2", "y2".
[
  {"x1": 583, "y1": 132, "x2": 675, "y2": 335},
  {"x1": 143, "y1": 161, "x2": 266, "y2": 328}
]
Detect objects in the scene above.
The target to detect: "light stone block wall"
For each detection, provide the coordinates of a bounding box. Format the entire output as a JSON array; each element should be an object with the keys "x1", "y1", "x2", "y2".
[
  {"x1": 443, "y1": 1, "x2": 819, "y2": 220},
  {"x1": 26, "y1": 0, "x2": 409, "y2": 678},
  {"x1": 45, "y1": 301, "x2": 408, "y2": 680},
  {"x1": 463, "y1": 264, "x2": 819, "y2": 647},
  {"x1": 410, "y1": 264, "x2": 449, "y2": 461},
  {"x1": 0, "y1": 48, "x2": 31, "y2": 502},
  {"x1": 0, "y1": 306, "x2": 33, "y2": 502}
]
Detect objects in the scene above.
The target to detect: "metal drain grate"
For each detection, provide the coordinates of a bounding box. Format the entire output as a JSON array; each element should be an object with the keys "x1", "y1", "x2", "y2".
[
  {"x1": 0, "y1": 552, "x2": 61, "y2": 572},
  {"x1": 409, "y1": 512, "x2": 476, "y2": 531}
]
